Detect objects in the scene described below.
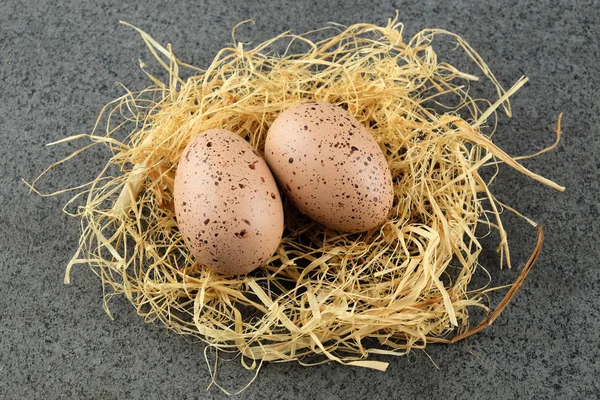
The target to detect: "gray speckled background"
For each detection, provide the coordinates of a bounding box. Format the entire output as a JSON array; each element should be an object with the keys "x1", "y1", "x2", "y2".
[{"x1": 1, "y1": 0, "x2": 598, "y2": 399}]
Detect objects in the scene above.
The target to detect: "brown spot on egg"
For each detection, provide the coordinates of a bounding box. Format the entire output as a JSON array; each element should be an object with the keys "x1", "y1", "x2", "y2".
[{"x1": 235, "y1": 229, "x2": 249, "y2": 239}]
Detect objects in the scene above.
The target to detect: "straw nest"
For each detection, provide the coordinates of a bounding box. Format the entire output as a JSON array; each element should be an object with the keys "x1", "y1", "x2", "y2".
[{"x1": 32, "y1": 16, "x2": 563, "y2": 383}]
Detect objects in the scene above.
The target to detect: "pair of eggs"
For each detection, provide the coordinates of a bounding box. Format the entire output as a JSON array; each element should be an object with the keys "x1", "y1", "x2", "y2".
[{"x1": 174, "y1": 102, "x2": 394, "y2": 275}]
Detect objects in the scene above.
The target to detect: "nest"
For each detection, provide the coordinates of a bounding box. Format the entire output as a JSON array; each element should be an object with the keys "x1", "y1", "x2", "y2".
[{"x1": 32, "y1": 16, "x2": 563, "y2": 388}]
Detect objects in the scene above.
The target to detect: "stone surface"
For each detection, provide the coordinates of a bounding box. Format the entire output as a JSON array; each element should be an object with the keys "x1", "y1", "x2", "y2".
[{"x1": 1, "y1": 0, "x2": 598, "y2": 398}]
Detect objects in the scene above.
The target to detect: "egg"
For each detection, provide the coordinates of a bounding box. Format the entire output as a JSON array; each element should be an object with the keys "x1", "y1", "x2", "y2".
[
  {"x1": 174, "y1": 129, "x2": 284, "y2": 275},
  {"x1": 265, "y1": 102, "x2": 393, "y2": 233}
]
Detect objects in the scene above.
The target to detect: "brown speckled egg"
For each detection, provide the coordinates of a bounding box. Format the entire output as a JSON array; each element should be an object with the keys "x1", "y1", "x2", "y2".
[
  {"x1": 265, "y1": 102, "x2": 393, "y2": 233},
  {"x1": 174, "y1": 129, "x2": 284, "y2": 275}
]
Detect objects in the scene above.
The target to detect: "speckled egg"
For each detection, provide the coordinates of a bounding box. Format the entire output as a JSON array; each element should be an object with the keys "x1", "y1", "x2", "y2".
[
  {"x1": 265, "y1": 102, "x2": 393, "y2": 233},
  {"x1": 174, "y1": 129, "x2": 284, "y2": 275}
]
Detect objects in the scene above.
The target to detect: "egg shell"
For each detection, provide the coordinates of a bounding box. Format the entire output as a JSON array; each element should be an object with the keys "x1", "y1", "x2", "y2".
[
  {"x1": 174, "y1": 129, "x2": 284, "y2": 275},
  {"x1": 265, "y1": 102, "x2": 393, "y2": 233}
]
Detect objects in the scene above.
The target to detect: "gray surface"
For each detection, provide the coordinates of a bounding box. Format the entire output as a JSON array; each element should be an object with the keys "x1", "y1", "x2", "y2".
[{"x1": 1, "y1": 0, "x2": 598, "y2": 399}]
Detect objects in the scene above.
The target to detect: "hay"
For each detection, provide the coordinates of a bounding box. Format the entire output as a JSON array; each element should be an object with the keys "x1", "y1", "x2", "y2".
[{"x1": 31, "y1": 15, "x2": 563, "y2": 383}]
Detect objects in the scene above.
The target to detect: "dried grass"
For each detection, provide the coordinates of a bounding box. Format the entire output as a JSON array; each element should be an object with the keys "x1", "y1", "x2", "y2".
[{"x1": 30, "y1": 15, "x2": 563, "y2": 388}]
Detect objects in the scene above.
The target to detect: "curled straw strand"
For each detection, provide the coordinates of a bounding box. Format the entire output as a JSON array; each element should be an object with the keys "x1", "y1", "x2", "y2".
[{"x1": 31, "y1": 15, "x2": 562, "y2": 376}]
